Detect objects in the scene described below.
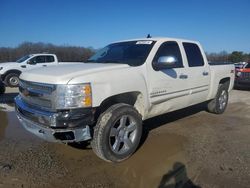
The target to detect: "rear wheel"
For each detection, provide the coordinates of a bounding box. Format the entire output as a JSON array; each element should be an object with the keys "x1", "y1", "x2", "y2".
[
  {"x1": 91, "y1": 103, "x2": 142, "y2": 162},
  {"x1": 207, "y1": 83, "x2": 229, "y2": 114},
  {"x1": 4, "y1": 73, "x2": 20, "y2": 87}
]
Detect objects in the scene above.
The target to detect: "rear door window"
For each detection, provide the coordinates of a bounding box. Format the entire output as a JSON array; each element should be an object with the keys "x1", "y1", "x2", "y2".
[
  {"x1": 45, "y1": 56, "x2": 55, "y2": 63},
  {"x1": 183, "y1": 43, "x2": 204, "y2": 67}
]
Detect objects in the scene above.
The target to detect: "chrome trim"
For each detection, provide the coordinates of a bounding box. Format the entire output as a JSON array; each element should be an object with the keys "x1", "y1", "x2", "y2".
[
  {"x1": 152, "y1": 92, "x2": 188, "y2": 105},
  {"x1": 150, "y1": 85, "x2": 209, "y2": 98},
  {"x1": 19, "y1": 79, "x2": 57, "y2": 111},
  {"x1": 191, "y1": 88, "x2": 208, "y2": 94},
  {"x1": 15, "y1": 95, "x2": 55, "y2": 127},
  {"x1": 15, "y1": 95, "x2": 91, "y2": 143}
]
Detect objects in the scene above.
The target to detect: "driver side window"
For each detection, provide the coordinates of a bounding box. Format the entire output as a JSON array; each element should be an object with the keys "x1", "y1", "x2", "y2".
[
  {"x1": 153, "y1": 41, "x2": 183, "y2": 68},
  {"x1": 30, "y1": 56, "x2": 46, "y2": 64}
]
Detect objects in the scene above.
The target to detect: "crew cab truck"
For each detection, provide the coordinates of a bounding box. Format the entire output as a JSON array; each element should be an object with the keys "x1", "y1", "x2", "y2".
[
  {"x1": 234, "y1": 62, "x2": 250, "y2": 88},
  {"x1": 15, "y1": 37, "x2": 235, "y2": 162},
  {"x1": 0, "y1": 53, "x2": 59, "y2": 87}
]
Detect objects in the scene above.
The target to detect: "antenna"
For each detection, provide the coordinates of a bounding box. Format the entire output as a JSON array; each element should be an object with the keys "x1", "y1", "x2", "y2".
[{"x1": 147, "y1": 34, "x2": 152, "y2": 38}]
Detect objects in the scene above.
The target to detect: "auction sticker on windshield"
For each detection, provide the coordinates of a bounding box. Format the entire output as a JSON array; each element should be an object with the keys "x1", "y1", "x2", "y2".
[{"x1": 136, "y1": 41, "x2": 153, "y2": 45}]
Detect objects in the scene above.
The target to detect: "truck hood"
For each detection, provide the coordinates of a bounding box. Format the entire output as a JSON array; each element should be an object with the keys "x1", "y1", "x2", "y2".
[
  {"x1": 20, "y1": 63, "x2": 130, "y2": 84},
  {"x1": 0, "y1": 62, "x2": 21, "y2": 73},
  {"x1": 0, "y1": 62, "x2": 20, "y2": 67},
  {"x1": 0, "y1": 62, "x2": 18, "y2": 65}
]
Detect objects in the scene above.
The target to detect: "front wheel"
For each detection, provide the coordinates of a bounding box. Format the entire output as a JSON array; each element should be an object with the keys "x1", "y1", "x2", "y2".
[
  {"x1": 207, "y1": 83, "x2": 229, "y2": 114},
  {"x1": 91, "y1": 103, "x2": 142, "y2": 162},
  {"x1": 4, "y1": 73, "x2": 20, "y2": 87}
]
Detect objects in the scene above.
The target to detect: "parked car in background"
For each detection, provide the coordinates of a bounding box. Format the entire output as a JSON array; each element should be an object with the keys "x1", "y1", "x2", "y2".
[
  {"x1": 234, "y1": 62, "x2": 245, "y2": 69},
  {"x1": 0, "y1": 53, "x2": 59, "y2": 87},
  {"x1": 234, "y1": 62, "x2": 250, "y2": 88}
]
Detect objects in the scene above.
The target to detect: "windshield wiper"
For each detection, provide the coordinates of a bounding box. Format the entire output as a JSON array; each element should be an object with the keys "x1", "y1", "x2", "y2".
[
  {"x1": 85, "y1": 59, "x2": 125, "y2": 64},
  {"x1": 85, "y1": 60, "x2": 95, "y2": 63},
  {"x1": 101, "y1": 60, "x2": 122, "y2": 63}
]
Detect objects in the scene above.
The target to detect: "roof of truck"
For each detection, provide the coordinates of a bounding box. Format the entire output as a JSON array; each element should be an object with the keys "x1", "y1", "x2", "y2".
[
  {"x1": 30, "y1": 53, "x2": 56, "y2": 56},
  {"x1": 114, "y1": 37, "x2": 199, "y2": 44}
]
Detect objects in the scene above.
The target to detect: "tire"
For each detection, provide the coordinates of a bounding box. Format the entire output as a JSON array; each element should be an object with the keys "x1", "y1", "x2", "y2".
[
  {"x1": 207, "y1": 83, "x2": 229, "y2": 114},
  {"x1": 4, "y1": 73, "x2": 20, "y2": 87},
  {"x1": 91, "y1": 103, "x2": 142, "y2": 162},
  {"x1": 0, "y1": 85, "x2": 5, "y2": 94}
]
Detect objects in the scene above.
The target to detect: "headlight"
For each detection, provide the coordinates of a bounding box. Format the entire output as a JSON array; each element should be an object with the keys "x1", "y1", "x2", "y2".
[
  {"x1": 236, "y1": 71, "x2": 242, "y2": 77},
  {"x1": 56, "y1": 83, "x2": 92, "y2": 109}
]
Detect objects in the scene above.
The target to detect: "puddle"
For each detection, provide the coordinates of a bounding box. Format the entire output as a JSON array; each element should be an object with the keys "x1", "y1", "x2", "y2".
[
  {"x1": 51, "y1": 132, "x2": 188, "y2": 188},
  {"x1": 113, "y1": 133, "x2": 188, "y2": 188},
  {"x1": 0, "y1": 111, "x2": 41, "y2": 143},
  {"x1": 0, "y1": 103, "x2": 15, "y2": 112},
  {"x1": 0, "y1": 111, "x2": 8, "y2": 141}
]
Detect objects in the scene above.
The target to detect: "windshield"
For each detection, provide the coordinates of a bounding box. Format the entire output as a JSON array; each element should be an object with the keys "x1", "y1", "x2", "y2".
[
  {"x1": 87, "y1": 41, "x2": 155, "y2": 66},
  {"x1": 16, "y1": 55, "x2": 32, "y2": 63}
]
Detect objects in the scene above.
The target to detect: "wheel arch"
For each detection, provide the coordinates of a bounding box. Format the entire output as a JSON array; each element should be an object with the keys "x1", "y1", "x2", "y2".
[
  {"x1": 2, "y1": 69, "x2": 22, "y2": 81},
  {"x1": 96, "y1": 91, "x2": 145, "y2": 120},
  {"x1": 219, "y1": 77, "x2": 230, "y2": 90}
]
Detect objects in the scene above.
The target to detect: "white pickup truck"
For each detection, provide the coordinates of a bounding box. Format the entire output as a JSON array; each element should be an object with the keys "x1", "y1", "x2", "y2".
[
  {"x1": 0, "y1": 53, "x2": 59, "y2": 87},
  {"x1": 15, "y1": 37, "x2": 235, "y2": 162}
]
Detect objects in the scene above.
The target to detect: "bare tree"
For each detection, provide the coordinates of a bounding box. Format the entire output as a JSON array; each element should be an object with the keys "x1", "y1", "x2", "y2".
[{"x1": 0, "y1": 42, "x2": 95, "y2": 63}]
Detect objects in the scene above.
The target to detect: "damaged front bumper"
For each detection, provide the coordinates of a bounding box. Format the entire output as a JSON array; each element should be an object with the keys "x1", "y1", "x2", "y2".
[{"x1": 15, "y1": 95, "x2": 95, "y2": 143}]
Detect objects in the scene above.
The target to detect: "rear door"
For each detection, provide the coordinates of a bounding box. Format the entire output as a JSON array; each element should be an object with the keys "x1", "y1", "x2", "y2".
[
  {"x1": 182, "y1": 42, "x2": 210, "y2": 105},
  {"x1": 43, "y1": 55, "x2": 56, "y2": 67}
]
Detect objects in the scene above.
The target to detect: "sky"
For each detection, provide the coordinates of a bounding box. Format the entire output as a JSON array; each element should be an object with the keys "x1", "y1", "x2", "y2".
[{"x1": 0, "y1": 0, "x2": 249, "y2": 53}]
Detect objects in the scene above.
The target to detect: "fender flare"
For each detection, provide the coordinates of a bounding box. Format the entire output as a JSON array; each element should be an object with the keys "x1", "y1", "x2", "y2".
[{"x1": 2, "y1": 69, "x2": 22, "y2": 81}]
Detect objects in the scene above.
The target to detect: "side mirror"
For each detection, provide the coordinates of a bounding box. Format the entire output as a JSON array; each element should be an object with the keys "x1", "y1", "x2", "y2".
[
  {"x1": 27, "y1": 60, "x2": 36, "y2": 65},
  {"x1": 153, "y1": 56, "x2": 178, "y2": 70}
]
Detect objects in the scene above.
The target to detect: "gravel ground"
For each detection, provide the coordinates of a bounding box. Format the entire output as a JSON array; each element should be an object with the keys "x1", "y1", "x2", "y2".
[{"x1": 0, "y1": 87, "x2": 249, "y2": 188}]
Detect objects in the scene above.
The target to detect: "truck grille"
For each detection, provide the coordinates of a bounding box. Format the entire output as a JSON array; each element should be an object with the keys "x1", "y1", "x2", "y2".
[
  {"x1": 241, "y1": 72, "x2": 250, "y2": 79},
  {"x1": 19, "y1": 79, "x2": 56, "y2": 111}
]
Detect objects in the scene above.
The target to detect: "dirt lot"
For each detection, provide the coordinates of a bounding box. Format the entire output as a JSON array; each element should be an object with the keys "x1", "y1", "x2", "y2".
[{"x1": 0, "y1": 87, "x2": 250, "y2": 188}]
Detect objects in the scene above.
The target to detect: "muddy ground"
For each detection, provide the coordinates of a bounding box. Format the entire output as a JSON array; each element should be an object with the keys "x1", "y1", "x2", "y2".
[{"x1": 0, "y1": 87, "x2": 249, "y2": 188}]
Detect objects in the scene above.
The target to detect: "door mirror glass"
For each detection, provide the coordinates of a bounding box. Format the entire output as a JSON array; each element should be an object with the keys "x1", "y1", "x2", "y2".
[
  {"x1": 158, "y1": 56, "x2": 177, "y2": 65},
  {"x1": 154, "y1": 56, "x2": 178, "y2": 70}
]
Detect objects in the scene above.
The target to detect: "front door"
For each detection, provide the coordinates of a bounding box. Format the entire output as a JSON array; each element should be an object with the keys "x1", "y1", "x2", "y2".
[{"x1": 147, "y1": 41, "x2": 190, "y2": 118}]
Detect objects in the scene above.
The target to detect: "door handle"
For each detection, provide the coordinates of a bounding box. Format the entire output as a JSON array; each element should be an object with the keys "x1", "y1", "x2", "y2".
[
  {"x1": 21, "y1": 65, "x2": 26, "y2": 68},
  {"x1": 43, "y1": 65, "x2": 47, "y2": 67},
  {"x1": 179, "y1": 74, "x2": 188, "y2": 79},
  {"x1": 203, "y1": 71, "x2": 209, "y2": 76}
]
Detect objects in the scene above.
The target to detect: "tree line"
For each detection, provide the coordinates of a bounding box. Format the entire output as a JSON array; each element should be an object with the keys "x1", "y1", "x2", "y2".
[
  {"x1": 206, "y1": 51, "x2": 250, "y2": 63},
  {"x1": 0, "y1": 42, "x2": 95, "y2": 63},
  {"x1": 0, "y1": 42, "x2": 249, "y2": 63}
]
